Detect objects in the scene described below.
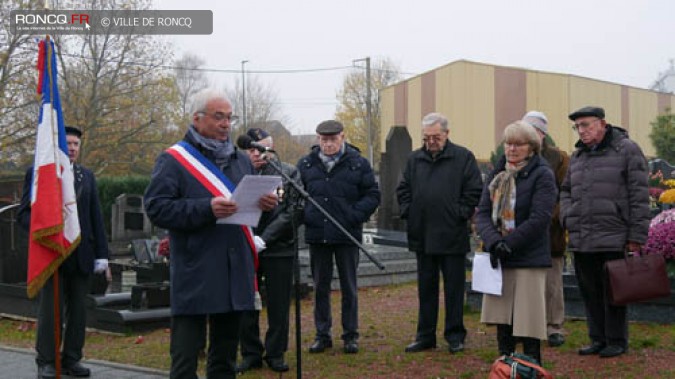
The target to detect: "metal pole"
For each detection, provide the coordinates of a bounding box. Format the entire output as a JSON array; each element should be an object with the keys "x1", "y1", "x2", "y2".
[
  {"x1": 365, "y1": 57, "x2": 372, "y2": 164},
  {"x1": 241, "y1": 60, "x2": 248, "y2": 129}
]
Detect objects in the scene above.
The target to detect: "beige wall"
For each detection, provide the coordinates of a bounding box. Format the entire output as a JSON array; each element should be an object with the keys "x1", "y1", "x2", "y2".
[
  {"x1": 380, "y1": 60, "x2": 675, "y2": 161},
  {"x1": 525, "y1": 71, "x2": 573, "y2": 151},
  {"x1": 628, "y1": 88, "x2": 658, "y2": 157}
]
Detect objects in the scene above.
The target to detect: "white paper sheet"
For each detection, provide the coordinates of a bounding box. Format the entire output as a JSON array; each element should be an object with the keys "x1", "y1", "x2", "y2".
[
  {"x1": 216, "y1": 175, "x2": 282, "y2": 227},
  {"x1": 471, "y1": 252, "x2": 503, "y2": 296}
]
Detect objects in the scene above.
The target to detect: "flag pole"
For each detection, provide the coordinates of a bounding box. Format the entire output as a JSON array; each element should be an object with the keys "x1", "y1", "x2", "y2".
[{"x1": 45, "y1": 33, "x2": 62, "y2": 379}]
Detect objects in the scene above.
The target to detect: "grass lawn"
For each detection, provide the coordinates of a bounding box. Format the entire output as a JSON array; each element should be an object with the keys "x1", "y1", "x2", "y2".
[{"x1": 1, "y1": 282, "x2": 674, "y2": 378}]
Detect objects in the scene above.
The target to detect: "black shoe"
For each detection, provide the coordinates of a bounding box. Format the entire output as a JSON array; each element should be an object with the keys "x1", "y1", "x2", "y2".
[
  {"x1": 578, "y1": 341, "x2": 606, "y2": 355},
  {"x1": 344, "y1": 340, "x2": 359, "y2": 354},
  {"x1": 448, "y1": 342, "x2": 465, "y2": 353},
  {"x1": 63, "y1": 362, "x2": 91, "y2": 377},
  {"x1": 599, "y1": 345, "x2": 626, "y2": 358},
  {"x1": 405, "y1": 340, "x2": 436, "y2": 353},
  {"x1": 38, "y1": 364, "x2": 56, "y2": 379},
  {"x1": 309, "y1": 339, "x2": 332, "y2": 353},
  {"x1": 548, "y1": 333, "x2": 565, "y2": 347},
  {"x1": 235, "y1": 358, "x2": 263, "y2": 373},
  {"x1": 265, "y1": 357, "x2": 289, "y2": 372}
]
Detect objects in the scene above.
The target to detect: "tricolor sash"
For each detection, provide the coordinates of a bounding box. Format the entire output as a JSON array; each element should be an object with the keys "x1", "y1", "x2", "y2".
[{"x1": 166, "y1": 141, "x2": 260, "y2": 303}]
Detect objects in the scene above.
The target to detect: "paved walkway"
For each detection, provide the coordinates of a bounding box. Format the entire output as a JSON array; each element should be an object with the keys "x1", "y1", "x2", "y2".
[{"x1": 0, "y1": 345, "x2": 169, "y2": 379}]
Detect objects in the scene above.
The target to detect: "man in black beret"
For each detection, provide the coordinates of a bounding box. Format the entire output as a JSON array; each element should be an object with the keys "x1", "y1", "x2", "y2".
[
  {"x1": 297, "y1": 120, "x2": 380, "y2": 354},
  {"x1": 560, "y1": 106, "x2": 650, "y2": 358},
  {"x1": 18, "y1": 125, "x2": 110, "y2": 379},
  {"x1": 236, "y1": 127, "x2": 303, "y2": 373}
]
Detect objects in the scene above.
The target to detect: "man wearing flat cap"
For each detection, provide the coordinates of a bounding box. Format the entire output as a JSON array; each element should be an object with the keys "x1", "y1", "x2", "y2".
[
  {"x1": 236, "y1": 127, "x2": 303, "y2": 373},
  {"x1": 297, "y1": 120, "x2": 380, "y2": 354},
  {"x1": 560, "y1": 106, "x2": 650, "y2": 358},
  {"x1": 18, "y1": 126, "x2": 109, "y2": 379}
]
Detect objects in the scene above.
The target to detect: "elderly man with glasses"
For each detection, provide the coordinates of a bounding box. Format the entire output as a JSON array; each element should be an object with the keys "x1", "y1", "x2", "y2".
[
  {"x1": 397, "y1": 112, "x2": 483, "y2": 354},
  {"x1": 144, "y1": 89, "x2": 278, "y2": 379},
  {"x1": 560, "y1": 106, "x2": 650, "y2": 359}
]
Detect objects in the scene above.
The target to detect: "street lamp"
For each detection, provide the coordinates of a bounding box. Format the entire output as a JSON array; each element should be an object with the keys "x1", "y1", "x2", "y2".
[
  {"x1": 353, "y1": 57, "x2": 372, "y2": 164},
  {"x1": 241, "y1": 60, "x2": 248, "y2": 130}
]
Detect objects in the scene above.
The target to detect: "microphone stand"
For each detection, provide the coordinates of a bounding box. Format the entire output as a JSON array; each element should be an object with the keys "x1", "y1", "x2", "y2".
[{"x1": 262, "y1": 154, "x2": 384, "y2": 379}]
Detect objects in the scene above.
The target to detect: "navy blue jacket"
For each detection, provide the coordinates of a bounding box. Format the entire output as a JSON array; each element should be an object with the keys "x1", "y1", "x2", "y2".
[
  {"x1": 476, "y1": 154, "x2": 556, "y2": 268},
  {"x1": 144, "y1": 133, "x2": 257, "y2": 315},
  {"x1": 297, "y1": 144, "x2": 380, "y2": 245},
  {"x1": 18, "y1": 164, "x2": 109, "y2": 275}
]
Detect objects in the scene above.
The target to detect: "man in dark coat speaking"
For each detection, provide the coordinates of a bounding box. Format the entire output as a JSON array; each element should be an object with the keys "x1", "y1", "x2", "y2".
[
  {"x1": 144, "y1": 89, "x2": 278, "y2": 379},
  {"x1": 397, "y1": 112, "x2": 483, "y2": 354}
]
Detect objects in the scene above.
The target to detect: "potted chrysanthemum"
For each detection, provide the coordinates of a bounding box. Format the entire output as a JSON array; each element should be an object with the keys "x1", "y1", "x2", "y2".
[{"x1": 642, "y1": 209, "x2": 675, "y2": 279}]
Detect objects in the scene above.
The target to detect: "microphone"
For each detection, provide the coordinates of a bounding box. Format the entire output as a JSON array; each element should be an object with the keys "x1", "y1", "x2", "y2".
[{"x1": 236, "y1": 135, "x2": 275, "y2": 153}]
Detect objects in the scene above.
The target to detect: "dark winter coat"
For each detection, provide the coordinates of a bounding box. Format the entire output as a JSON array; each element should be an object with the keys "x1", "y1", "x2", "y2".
[
  {"x1": 540, "y1": 141, "x2": 570, "y2": 257},
  {"x1": 144, "y1": 132, "x2": 257, "y2": 315},
  {"x1": 256, "y1": 158, "x2": 304, "y2": 258},
  {"x1": 18, "y1": 164, "x2": 109, "y2": 275},
  {"x1": 560, "y1": 125, "x2": 650, "y2": 252},
  {"x1": 476, "y1": 154, "x2": 556, "y2": 268},
  {"x1": 396, "y1": 140, "x2": 483, "y2": 255},
  {"x1": 297, "y1": 144, "x2": 380, "y2": 245}
]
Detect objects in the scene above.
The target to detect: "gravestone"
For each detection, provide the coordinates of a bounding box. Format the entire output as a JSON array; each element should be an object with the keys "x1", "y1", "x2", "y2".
[
  {"x1": 0, "y1": 203, "x2": 27, "y2": 284},
  {"x1": 110, "y1": 194, "x2": 152, "y2": 256},
  {"x1": 377, "y1": 126, "x2": 412, "y2": 231},
  {"x1": 650, "y1": 158, "x2": 675, "y2": 179}
]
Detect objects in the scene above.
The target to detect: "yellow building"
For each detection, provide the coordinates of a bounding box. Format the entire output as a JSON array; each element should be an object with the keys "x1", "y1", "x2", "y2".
[{"x1": 380, "y1": 60, "x2": 675, "y2": 161}]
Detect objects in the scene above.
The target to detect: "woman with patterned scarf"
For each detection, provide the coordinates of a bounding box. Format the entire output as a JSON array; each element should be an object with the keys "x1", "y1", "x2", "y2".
[{"x1": 476, "y1": 121, "x2": 557, "y2": 365}]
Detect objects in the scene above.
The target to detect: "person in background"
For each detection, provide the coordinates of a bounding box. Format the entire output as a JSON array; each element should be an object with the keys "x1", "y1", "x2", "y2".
[
  {"x1": 18, "y1": 126, "x2": 110, "y2": 379},
  {"x1": 236, "y1": 128, "x2": 303, "y2": 373},
  {"x1": 476, "y1": 121, "x2": 556, "y2": 365},
  {"x1": 522, "y1": 111, "x2": 570, "y2": 348},
  {"x1": 561, "y1": 106, "x2": 650, "y2": 358},
  {"x1": 297, "y1": 120, "x2": 380, "y2": 354},
  {"x1": 397, "y1": 112, "x2": 483, "y2": 354},
  {"x1": 144, "y1": 90, "x2": 278, "y2": 379}
]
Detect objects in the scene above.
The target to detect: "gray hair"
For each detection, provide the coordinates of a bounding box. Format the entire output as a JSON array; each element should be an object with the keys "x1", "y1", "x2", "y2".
[
  {"x1": 422, "y1": 112, "x2": 449, "y2": 132},
  {"x1": 503, "y1": 121, "x2": 541, "y2": 154},
  {"x1": 191, "y1": 89, "x2": 230, "y2": 115}
]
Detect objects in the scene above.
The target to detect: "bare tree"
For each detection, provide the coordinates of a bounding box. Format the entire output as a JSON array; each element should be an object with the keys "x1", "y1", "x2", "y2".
[
  {"x1": 224, "y1": 74, "x2": 285, "y2": 135},
  {"x1": 49, "y1": 0, "x2": 180, "y2": 175},
  {"x1": 174, "y1": 52, "x2": 208, "y2": 122},
  {"x1": 335, "y1": 57, "x2": 402, "y2": 168},
  {"x1": 0, "y1": 0, "x2": 46, "y2": 170}
]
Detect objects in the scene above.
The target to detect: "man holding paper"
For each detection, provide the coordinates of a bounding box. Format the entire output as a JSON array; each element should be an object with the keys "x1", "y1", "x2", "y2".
[{"x1": 144, "y1": 90, "x2": 278, "y2": 379}]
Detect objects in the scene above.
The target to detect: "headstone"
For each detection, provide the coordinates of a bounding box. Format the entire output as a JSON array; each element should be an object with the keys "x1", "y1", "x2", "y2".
[
  {"x1": 111, "y1": 194, "x2": 152, "y2": 242},
  {"x1": 377, "y1": 126, "x2": 412, "y2": 231},
  {"x1": 650, "y1": 159, "x2": 675, "y2": 179},
  {"x1": 0, "y1": 203, "x2": 28, "y2": 284}
]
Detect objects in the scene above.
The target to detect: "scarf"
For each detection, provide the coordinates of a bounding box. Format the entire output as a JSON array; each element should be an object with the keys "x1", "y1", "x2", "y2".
[
  {"x1": 319, "y1": 143, "x2": 345, "y2": 172},
  {"x1": 187, "y1": 125, "x2": 235, "y2": 167},
  {"x1": 488, "y1": 159, "x2": 528, "y2": 236}
]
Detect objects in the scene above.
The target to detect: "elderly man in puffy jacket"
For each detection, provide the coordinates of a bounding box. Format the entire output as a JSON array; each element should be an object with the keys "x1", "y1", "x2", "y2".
[
  {"x1": 560, "y1": 106, "x2": 650, "y2": 359},
  {"x1": 297, "y1": 120, "x2": 380, "y2": 355}
]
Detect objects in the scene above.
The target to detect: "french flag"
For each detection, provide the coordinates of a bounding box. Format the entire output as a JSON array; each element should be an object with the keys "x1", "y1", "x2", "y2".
[{"x1": 26, "y1": 38, "x2": 81, "y2": 298}]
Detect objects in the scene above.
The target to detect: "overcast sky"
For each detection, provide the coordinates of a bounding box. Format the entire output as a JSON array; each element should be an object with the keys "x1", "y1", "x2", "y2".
[{"x1": 160, "y1": 0, "x2": 674, "y2": 135}]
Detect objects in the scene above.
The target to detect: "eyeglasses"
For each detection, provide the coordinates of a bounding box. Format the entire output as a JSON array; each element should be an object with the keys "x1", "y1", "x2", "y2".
[
  {"x1": 572, "y1": 118, "x2": 599, "y2": 132},
  {"x1": 504, "y1": 142, "x2": 529, "y2": 148},
  {"x1": 200, "y1": 111, "x2": 240, "y2": 123},
  {"x1": 422, "y1": 133, "x2": 446, "y2": 143}
]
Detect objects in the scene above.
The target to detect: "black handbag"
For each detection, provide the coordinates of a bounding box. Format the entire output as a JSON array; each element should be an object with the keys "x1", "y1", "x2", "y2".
[{"x1": 605, "y1": 252, "x2": 671, "y2": 306}]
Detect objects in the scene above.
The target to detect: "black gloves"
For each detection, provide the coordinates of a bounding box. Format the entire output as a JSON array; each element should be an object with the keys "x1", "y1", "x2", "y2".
[{"x1": 489, "y1": 241, "x2": 512, "y2": 269}]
